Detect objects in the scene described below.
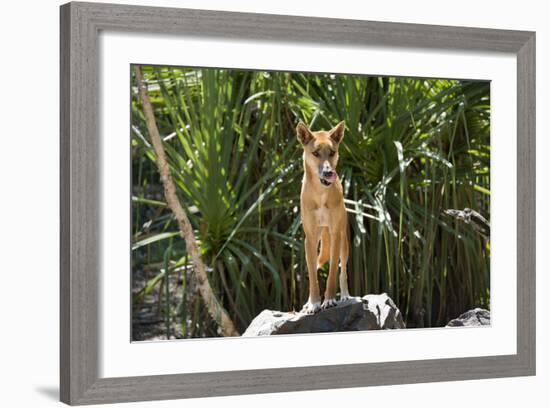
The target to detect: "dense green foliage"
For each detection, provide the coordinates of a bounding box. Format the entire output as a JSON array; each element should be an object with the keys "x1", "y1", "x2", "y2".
[{"x1": 131, "y1": 66, "x2": 490, "y2": 339}]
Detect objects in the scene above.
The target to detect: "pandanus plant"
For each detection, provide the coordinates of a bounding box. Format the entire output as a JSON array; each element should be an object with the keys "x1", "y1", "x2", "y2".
[{"x1": 132, "y1": 66, "x2": 490, "y2": 337}]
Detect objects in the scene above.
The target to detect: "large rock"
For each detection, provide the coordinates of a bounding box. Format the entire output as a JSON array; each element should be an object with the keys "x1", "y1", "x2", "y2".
[
  {"x1": 446, "y1": 308, "x2": 491, "y2": 327},
  {"x1": 242, "y1": 293, "x2": 405, "y2": 336}
]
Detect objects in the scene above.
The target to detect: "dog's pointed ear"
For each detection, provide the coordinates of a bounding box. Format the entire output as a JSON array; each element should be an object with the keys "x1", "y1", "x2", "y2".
[
  {"x1": 296, "y1": 121, "x2": 314, "y2": 146},
  {"x1": 329, "y1": 121, "x2": 345, "y2": 144}
]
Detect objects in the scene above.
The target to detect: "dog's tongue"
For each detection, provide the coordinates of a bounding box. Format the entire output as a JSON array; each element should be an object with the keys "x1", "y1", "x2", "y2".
[{"x1": 327, "y1": 172, "x2": 337, "y2": 183}]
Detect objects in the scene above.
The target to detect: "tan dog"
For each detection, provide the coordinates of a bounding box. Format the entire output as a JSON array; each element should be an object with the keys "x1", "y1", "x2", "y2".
[{"x1": 296, "y1": 121, "x2": 350, "y2": 314}]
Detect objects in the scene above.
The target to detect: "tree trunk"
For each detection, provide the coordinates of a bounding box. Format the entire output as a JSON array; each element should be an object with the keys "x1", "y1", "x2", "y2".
[{"x1": 133, "y1": 65, "x2": 240, "y2": 337}]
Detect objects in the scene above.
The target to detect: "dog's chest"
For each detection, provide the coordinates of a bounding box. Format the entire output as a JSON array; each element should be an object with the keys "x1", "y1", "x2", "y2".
[{"x1": 314, "y1": 206, "x2": 330, "y2": 227}]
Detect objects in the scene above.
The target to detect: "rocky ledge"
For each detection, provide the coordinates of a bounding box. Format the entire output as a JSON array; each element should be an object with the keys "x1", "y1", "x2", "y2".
[
  {"x1": 446, "y1": 308, "x2": 491, "y2": 327},
  {"x1": 242, "y1": 293, "x2": 405, "y2": 336}
]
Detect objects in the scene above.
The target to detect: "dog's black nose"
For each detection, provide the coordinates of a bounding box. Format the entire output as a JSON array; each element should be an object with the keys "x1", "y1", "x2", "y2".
[{"x1": 323, "y1": 171, "x2": 333, "y2": 178}]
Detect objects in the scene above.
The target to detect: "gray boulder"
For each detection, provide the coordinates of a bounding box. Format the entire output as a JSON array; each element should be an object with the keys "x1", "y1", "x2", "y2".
[
  {"x1": 242, "y1": 293, "x2": 405, "y2": 336},
  {"x1": 446, "y1": 308, "x2": 491, "y2": 327}
]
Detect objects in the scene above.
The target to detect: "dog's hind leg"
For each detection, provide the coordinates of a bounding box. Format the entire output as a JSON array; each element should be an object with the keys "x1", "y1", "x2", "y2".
[
  {"x1": 339, "y1": 229, "x2": 351, "y2": 302},
  {"x1": 317, "y1": 227, "x2": 330, "y2": 269}
]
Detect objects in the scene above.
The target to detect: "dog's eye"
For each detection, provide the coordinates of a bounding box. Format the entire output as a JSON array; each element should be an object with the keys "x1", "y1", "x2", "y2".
[
  {"x1": 329, "y1": 151, "x2": 336, "y2": 157},
  {"x1": 312, "y1": 151, "x2": 320, "y2": 157}
]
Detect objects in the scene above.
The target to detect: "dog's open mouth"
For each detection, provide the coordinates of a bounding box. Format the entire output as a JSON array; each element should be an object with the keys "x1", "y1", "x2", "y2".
[{"x1": 320, "y1": 172, "x2": 337, "y2": 186}]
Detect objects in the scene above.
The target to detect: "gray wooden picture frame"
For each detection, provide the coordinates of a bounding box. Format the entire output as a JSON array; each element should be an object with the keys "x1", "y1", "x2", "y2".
[{"x1": 60, "y1": 1, "x2": 536, "y2": 405}]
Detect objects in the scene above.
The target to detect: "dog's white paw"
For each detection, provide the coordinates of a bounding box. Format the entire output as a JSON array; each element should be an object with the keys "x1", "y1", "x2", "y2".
[
  {"x1": 301, "y1": 300, "x2": 321, "y2": 314},
  {"x1": 339, "y1": 294, "x2": 352, "y2": 304},
  {"x1": 321, "y1": 297, "x2": 338, "y2": 309}
]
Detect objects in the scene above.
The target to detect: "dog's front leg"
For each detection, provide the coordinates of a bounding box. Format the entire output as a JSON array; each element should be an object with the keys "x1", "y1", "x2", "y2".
[
  {"x1": 301, "y1": 232, "x2": 321, "y2": 314},
  {"x1": 321, "y1": 230, "x2": 340, "y2": 309},
  {"x1": 339, "y1": 229, "x2": 351, "y2": 302}
]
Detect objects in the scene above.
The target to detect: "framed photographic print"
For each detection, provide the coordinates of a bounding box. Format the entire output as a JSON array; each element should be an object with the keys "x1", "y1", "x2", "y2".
[{"x1": 60, "y1": 1, "x2": 535, "y2": 405}]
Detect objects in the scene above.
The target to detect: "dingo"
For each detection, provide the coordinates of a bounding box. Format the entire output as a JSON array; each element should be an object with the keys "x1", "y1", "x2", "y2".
[{"x1": 296, "y1": 121, "x2": 350, "y2": 314}]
